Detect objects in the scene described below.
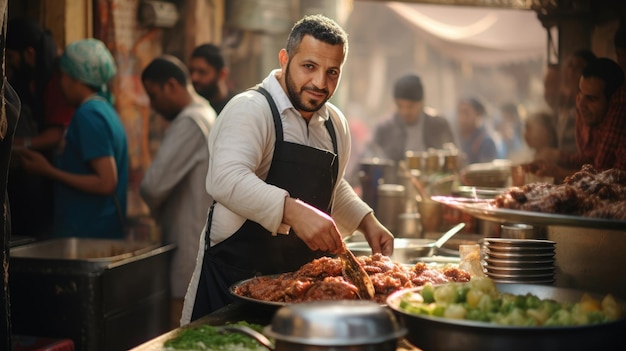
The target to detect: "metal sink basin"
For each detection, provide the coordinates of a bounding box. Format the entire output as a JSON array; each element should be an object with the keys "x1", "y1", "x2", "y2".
[{"x1": 10, "y1": 237, "x2": 161, "y2": 264}]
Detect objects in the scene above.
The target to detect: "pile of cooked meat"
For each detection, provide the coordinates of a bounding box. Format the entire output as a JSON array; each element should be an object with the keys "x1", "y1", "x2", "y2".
[
  {"x1": 492, "y1": 164, "x2": 626, "y2": 219},
  {"x1": 233, "y1": 254, "x2": 470, "y2": 304}
]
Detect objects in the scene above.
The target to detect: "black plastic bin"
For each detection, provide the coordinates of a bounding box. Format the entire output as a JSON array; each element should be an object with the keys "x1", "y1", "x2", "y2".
[{"x1": 9, "y1": 238, "x2": 176, "y2": 351}]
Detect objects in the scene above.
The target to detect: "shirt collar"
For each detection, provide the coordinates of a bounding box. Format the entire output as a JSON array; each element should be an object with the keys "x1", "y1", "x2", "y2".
[{"x1": 261, "y1": 69, "x2": 330, "y2": 122}]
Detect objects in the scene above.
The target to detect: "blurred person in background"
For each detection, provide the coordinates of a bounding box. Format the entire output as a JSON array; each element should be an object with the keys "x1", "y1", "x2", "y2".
[
  {"x1": 509, "y1": 110, "x2": 557, "y2": 164},
  {"x1": 526, "y1": 58, "x2": 626, "y2": 181},
  {"x1": 17, "y1": 39, "x2": 129, "y2": 239},
  {"x1": 456, "y1": 97, "x2": 499, "y2": 165},
  {"x1": 495, "y1": 102, "x2": 524, "y2": 159},
  {"x1": 140, "y1": 55, "x2": 216, "y2": 328},
  {"x1": 554, "y1": 49, "x2": 596, "y2": 154},
  {"x1": 369, "y1": 73, "x2": 456, "y2": 163},
  {"x1": 189, "y1": 43, "x2": 235, "y2": 114},
  {"x1": 543, "y1": 63, "x2": 561, "y2": 114},
  {"x1": 6, "y1": 17, "x2": 75, "y2": 238},
  {"x1": 524, "y1": 111, "x2": 558, "y2": 155}
]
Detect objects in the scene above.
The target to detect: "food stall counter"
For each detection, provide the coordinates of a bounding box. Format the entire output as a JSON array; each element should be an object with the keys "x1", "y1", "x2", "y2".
[{"x1": 130, "y1": 300, "x2": 422, "y2": 351}]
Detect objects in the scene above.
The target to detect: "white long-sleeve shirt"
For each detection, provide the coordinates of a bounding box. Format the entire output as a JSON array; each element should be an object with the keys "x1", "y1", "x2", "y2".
[
  {"x1": 206, "y1": 70, "x2": 373, "y2": 245},
  {"x1": 140, "y1": 99, "x2": 216, "y2": 298}
]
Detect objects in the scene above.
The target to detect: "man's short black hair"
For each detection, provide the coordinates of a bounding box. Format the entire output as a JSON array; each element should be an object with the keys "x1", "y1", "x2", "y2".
[
  {"x1": 142, "y1": 55, "x2": 189, "y2": 86},
  {"x1": 286, "y1": 14, "x2": 348, "y2": 59},
  {"x1": 393, "y1": 74, "x2": 424, "y2": 101},
  {"x1": 581, "y1": 57, "x2": 625, "y2": 100},
  {"x1": 190, "y1": 43, "x2": 225, "y2": 71}
]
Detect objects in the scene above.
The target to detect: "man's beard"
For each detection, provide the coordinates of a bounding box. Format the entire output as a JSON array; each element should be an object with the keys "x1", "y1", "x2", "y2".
[
  {"x1": 194, "y1": 80, "x2": 219, "y2": 101},
  {"x1": 285, "y1": 61, "x2": 330, "y2": 113}
]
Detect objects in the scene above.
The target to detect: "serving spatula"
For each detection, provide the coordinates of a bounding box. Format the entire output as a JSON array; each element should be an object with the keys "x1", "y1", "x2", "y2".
[{"x1": 339, "y1": 243, "x2": 375, "y2": 299}]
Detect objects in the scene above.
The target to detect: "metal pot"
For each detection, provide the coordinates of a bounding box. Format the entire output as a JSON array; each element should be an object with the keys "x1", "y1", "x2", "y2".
[
  {"x1": 358, "y1": 157, "x2": 396, "y2": 210},
  {"x1": 386, "y1": 283, "x2": 626, "y2": 351},
  {"x1": 225, "y1": 300, "x2": 406, "y2": 351},
  {"x1": 347, "y1": 223, "x2": 465, "y2": 263}
]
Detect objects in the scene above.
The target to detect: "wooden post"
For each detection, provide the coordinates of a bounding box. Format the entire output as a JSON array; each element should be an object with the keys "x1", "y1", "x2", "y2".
[
  {"x1": 182, "y1": 0, "x2": 224, "y2": 60},
  {"x1": 41, "y1": 0, "x2": 92, "y2": 48}
]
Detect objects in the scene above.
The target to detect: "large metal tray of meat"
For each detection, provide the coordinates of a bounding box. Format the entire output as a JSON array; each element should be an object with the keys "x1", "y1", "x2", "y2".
[
  {"x1": 229, "y1": 275, "x2": 290, "y2": 310},
  {"x1": 229, "y1": 274, "x2": 389, "y2": 311},
  {"x1": 431, "y1": 196, "x2": 626, "y2": 230}
]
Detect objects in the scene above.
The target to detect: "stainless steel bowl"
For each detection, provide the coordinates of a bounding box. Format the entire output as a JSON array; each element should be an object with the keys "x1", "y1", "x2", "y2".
[
  {"x1": 387, "y1": 284, "x2": 625, "y2": 351},
  {"x1": 264, "y1": 300, "x2": 406, "y2": 346}
]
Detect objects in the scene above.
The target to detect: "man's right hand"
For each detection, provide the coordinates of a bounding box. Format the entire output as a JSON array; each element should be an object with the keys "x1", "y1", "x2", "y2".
[{"x1": 282, "y1": 197, "x2": 343, "y2": 254}]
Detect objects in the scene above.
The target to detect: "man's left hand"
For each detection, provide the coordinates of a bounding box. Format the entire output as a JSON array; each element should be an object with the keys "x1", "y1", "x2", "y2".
[{"x1": 358, "y1": 213, "x2": 394, "y2": 256}]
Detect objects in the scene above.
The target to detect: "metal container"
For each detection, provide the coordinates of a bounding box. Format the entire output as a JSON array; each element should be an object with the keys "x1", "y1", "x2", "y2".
[
  {"x1": 548, "y1": 225, "x2": 626, "y2": 300},
  {"x1": 500, "y1": 223, "x2": 535, "y2": 239},
  {"x1": 376, "y1": 184, "x2": 406, "y2": 234},
  {"x1": 387, "y1": 284, "x2": 625, "y2": 351},
  {"x1": 397, "y1": 212, "x2": 422, "y2": 238},
  {"x1": 417, "y1": 200, "x2": 443, "y2": 233},
  {"x1": 405, "y1": 150, "x2": 426, "y2": 171},
  {"x1": 398, "y1": 169, "x2": 420, "y2": 213},
  {"x1": 358, "y1": 158, "x2": 396, "y2": 210},
  {"x1": 443, "y1": 150, "x2": 460, "y2": 173},
  {"x1": 424, "y1": 150, "x2": 441, "y2": 174},
  {"x1": 9, "y1": 238, "x2": 176, "y2": 351},
  {"x1": 264, "y1": 300, "x2": 406, "y2": 351}
]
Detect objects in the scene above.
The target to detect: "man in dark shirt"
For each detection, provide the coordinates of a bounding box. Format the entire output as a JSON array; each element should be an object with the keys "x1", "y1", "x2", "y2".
[
  {"x1": 370, "y1": 74, "x2": 456, "y2": 163},
  {"x1": 188, "y1": 43, "x2": 235, "y2": 114}
]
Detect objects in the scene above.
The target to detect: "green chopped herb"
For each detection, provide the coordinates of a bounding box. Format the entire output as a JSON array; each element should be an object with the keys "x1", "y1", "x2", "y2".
[{"x1": 164, "y1": 321, "x2": 268, "y2": 351}]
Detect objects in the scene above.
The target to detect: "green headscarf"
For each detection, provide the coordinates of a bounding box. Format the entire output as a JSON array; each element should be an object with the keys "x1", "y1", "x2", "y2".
[{"x1": 59, "y1": 38, "x2": 117, "y2": 103}]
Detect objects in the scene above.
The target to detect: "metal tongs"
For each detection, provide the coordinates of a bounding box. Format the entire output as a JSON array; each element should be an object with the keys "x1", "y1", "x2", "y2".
[{"x1": 339, "y1": 242, "x2": 375, "y2": 300}]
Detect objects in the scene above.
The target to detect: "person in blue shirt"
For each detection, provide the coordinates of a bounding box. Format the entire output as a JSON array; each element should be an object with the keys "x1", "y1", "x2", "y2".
[
  {"x1": 17, "y1": 38, "x2": 129, "y2": 239},
  {"x1": 456, "y1": 97, "x2": 499, "y2": 165}
]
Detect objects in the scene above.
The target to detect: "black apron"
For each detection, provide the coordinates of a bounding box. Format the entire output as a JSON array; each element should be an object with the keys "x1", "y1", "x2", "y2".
[{"x1": 191, "y1": 86, "x2": 339, "y2": 320}]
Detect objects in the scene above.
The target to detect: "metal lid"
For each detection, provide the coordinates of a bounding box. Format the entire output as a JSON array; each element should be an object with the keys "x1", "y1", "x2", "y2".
[{"x1": 264, "y1": 300, "x2": 407, "y2": 346}]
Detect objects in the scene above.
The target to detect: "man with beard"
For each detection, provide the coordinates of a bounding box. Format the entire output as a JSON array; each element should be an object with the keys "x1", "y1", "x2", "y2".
[
  {"x1": 189, "y1": 43, "x2": 234, "y2": 114},
  {"x1": 182, "y1": 14, "x2": 394, "y2": 323},
  {"x1": 6, "y1": 18, "x2": 74, "y2": 238},
  {"x1": 525, "y1": 58, "x2": 626, "y2": 181}
]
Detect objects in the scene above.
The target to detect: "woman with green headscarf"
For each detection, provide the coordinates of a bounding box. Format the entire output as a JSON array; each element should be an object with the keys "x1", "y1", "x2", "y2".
[{"x1": 17, "y1": 38, "x2": 129, "y2": 239}]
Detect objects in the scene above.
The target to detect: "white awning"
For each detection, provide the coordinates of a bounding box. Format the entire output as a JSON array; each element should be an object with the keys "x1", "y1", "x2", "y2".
[{"x1": 387, "y1": 2, "x2": 546, "y2": 65}]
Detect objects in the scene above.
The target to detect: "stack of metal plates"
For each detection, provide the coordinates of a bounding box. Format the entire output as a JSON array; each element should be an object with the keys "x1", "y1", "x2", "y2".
[{"x1": 482, "y1": 238, "x2": 556, "y2": 284}]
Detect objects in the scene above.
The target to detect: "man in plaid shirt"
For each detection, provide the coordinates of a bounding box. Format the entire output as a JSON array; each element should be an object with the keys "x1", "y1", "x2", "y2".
[{"x1": 526, "y1": 57, "x2": 626, "y2": 182}]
